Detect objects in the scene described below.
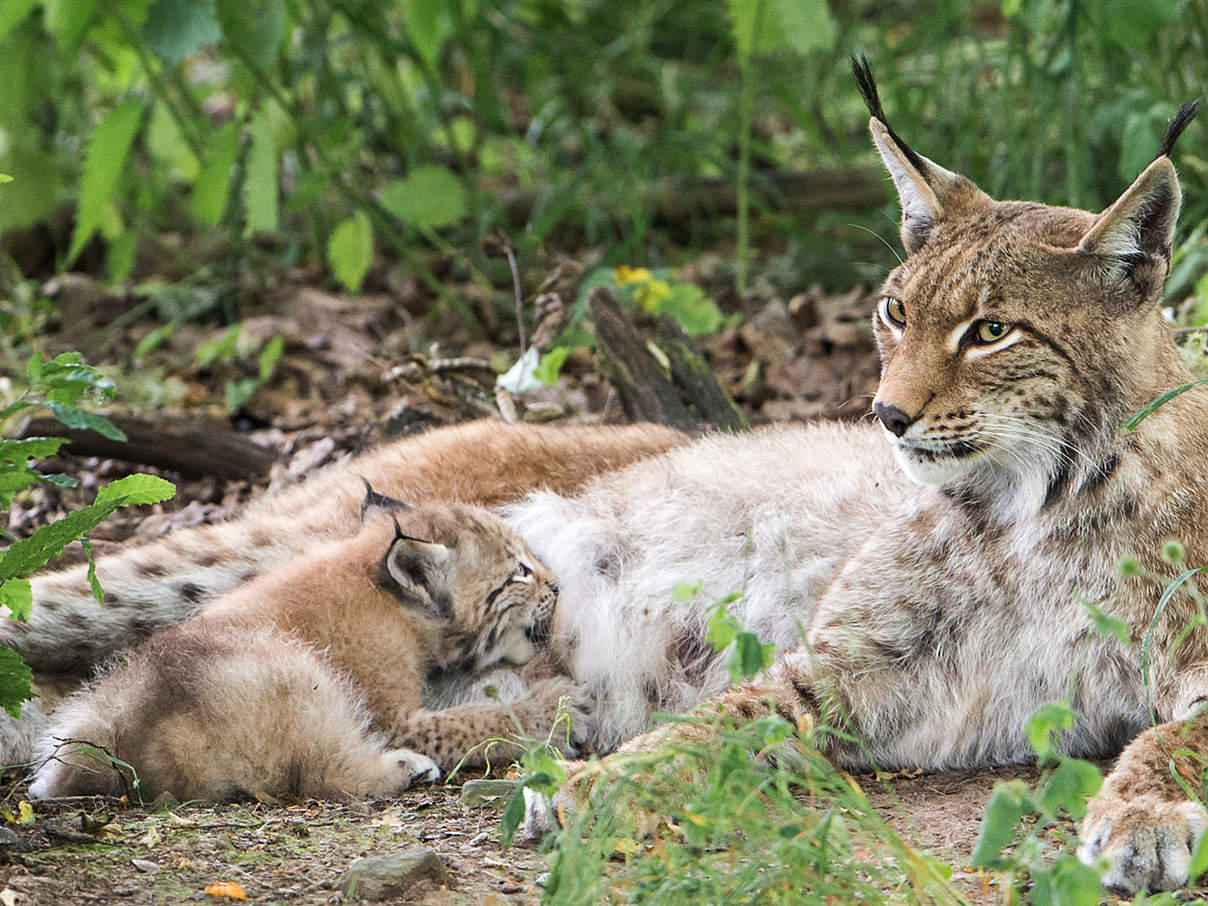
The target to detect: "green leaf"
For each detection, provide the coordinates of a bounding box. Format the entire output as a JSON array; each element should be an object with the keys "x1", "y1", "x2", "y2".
[
  {"x1": 402, "y1": 0, "x2": 452, "y2": 67},
  {"x1": 534, "y1": 347, "x2": 570, "y2": 387},
  {"x1": 216, "y1": 0, "x2": 285, "y2": 70},
  {"x1": 225, "y1": 377, "x2": 259, "y2": 410},
  {"x1": 0, "y1": 476, "x2": 174, "y2": 583},
  {"x1": 195, "y1": 324, "x2": 242, "y2": 367},
  {"x1": 94, "y1": 474, "x2": 176, "y2": 507},
  {"x1": 0, "y1": 438, "x2": 68, "y2": 465},
  {"x1": 727, "y1": 0, "x2": 833, "y2": 62},
  {"x1": 727, "y1": 631, "x2": 774, "y2": 681},
  {"x1": 133, "y1": 322, "x2": 177, "y2": 360},
  {"x1": 68, "y1": 100, "x2": 145, "y2": 265},
  {"x1": 658, "y1": 284, "x2": 723, "y2": 335},
  {"x1": 1048, "y1": 855, "x2": 1105, "y2": 906},
  {"x1": 45, "y1": 403, "x2": 127, "y2": 442},
  {"x1": 0, "y1": 579, "x2": 32, "y2": 622},
  {"x1": 39, "y1": 474, "x2": 79, "y2": 489},
  {"x1": 379, "y1": 165, "x2": 467, "y2": 230},
  {"x1": 705, "y1": 602, "x2": 739, "y2": 651},
  {"x1": 82, "y1": 538, "x2": 104, "y2": 604},
  {"x1": 106, "y1": 230, "x2": 138, "y2": 283},
  {"x1": 45, "y1": 0, "x2": 98, "y2": 52},
  {"x1": 672, "y1": 580, "x2": 703, "y2": 602},
  {"x1": 1026, "y1": 701, "x2": 1076, "y2": 759},
  {"x1": 0, "y1": 647, "x2": 34, "y2": 718},
  {"x1": 1124, "y1": 379, "x2": 1208, "y2": 431},
  {"x1": 243, "y1": 108, "x2": 279, "y2": 236},
  {"x1": 1040, "y1": 758, "x2": 1102, "y2": 819},
  {"x1": 971, "y1": 780, "x2": 1030, "y2": 868},
  {"x1": 1189, "y1": 824, "x2": 1208, "y2": 882},
  {"x1": 0, "y1": 0, "x2": 39, "y2": 43},
  {"x1": 327, "y1": 212, "x2": 374, "y2": 292},
  {"x1": 190, "y1": 122, "x2": 241, "y2": 227},
  {"x1": 1082, "y1": 599, "x2": 1131, "y2": 646},
  {"x1": 499, "y1": 785, "x2": 527, "y2": 846},
  {"x1": 144, "y1": 0, "x2": 221, "y2": 64},
  {"x1": 258, "y1": 334, "x2": 284, "y2": 381}
]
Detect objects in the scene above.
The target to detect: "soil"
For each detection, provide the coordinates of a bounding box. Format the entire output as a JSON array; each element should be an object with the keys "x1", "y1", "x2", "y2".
[{"x1": 0, "y1": 262, "x2": 1189, "y2": 903}]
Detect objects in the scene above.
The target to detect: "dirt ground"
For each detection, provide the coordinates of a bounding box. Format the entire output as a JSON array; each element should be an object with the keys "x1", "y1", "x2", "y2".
[{"x1": 0, "y1": 765, "x2": 1041, "y2": 905}]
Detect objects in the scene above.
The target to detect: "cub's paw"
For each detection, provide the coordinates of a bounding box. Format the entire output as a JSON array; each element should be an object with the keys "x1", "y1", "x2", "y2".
[
  {"x1": 521, "y1": 786, "x2": 559, "y2": 842},
  {"x1": 523, "y1": 677, "x2": 598, "y2": 756},
  {"x1": 382, "y1": 748, "x2": 442, "y2": 791},
  {"x1": 1078, "y1": 795, "x2": 1208, "y2": 894}
]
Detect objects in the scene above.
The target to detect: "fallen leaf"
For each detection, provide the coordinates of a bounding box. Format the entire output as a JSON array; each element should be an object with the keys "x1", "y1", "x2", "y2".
[
  {"x1": 16, "y1": 802, "x2": 33, "y2": 825},
  {"x1": 203, "y1": 882, "x2": 247, "y2": 900},
  {"x1": 131, "y1": 859, "x2": 161, "y2": 873},
  {"x1": 0, "y1": 888, "x2": 16, "y2": 905}
]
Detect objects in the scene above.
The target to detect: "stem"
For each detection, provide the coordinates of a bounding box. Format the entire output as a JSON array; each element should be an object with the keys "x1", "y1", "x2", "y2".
[{"x1": 734, "y1": 0, "x2": 764, "y2": 297}]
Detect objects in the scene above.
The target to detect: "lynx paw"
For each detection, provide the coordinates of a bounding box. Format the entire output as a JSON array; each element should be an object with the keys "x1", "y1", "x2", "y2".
[
  {"x1": 1078, "y1": 795, "x2": 1208, "y2": 894},
  {"x1": 383, "y1": 748, "x2": 441, "y2": 791},
  {"x1": 523, "y1": 678, "x2": 598, "y2": 756}
]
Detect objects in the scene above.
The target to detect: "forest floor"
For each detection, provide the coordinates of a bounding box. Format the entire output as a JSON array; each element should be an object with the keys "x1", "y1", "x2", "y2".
[{"x1": 0, "y1": 258, "x2": 1142, "y2": 903}]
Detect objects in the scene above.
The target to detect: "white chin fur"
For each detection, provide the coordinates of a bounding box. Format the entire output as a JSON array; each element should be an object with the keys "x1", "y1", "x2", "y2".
[{"x1": 890, "y1": 440, "x2": 985, "y2": 487}]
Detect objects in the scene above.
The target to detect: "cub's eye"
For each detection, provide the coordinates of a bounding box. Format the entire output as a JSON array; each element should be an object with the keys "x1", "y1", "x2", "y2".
[
  {"x1": 512, "y1": 562, "x2": 533, "y2": 582},
  {"x1": 880, "y1": 296, "x2": 906, "y2": 328},
  {"x1": 973, "y1": 320, "x2": 1013, "y2": 344}
]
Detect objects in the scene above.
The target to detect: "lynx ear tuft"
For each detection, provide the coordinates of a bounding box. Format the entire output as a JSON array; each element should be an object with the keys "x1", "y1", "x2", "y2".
[
  {"x1": 1076, "y1": 156, "x2": 1181, "y2": 291},
  {"x1": 1156, "y1": 98, "x2": 1201, "y2": 160},
  {"x1": 853, "y1": 54, "x2": 992, "y2": 254},
  {"x1": 383, "y1": 531, "x2": 452, "y2": 619},
  {"x1": 360, "y1": 478, "x2": 413, "y2": 519}
]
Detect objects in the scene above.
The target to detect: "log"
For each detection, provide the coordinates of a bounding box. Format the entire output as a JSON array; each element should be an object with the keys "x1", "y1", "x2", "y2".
[
  {"x1": 589, "y1": 288, "x2": 747, "y2": 432},
  {"x1": 19, "y1": 414, "x2": 279, "y2": 480}
]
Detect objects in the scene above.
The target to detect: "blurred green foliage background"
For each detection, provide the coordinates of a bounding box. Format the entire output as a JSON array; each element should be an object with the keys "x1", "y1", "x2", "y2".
[{"x1": 0, "y1": 0, "x2": 1206, "y2": 301}]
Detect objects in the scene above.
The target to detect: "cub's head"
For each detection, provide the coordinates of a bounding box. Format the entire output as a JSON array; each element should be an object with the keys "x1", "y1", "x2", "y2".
[
  {"x1": 854, "y1": 57, "x2": 1200, "y2": 507},
  {"x1": 376, "y1": 501, "x2": 558, "y2": 672}
]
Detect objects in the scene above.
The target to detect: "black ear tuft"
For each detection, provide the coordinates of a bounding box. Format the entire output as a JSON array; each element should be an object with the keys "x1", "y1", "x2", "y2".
[
  {"x1": 1157, "y1": 98, "x2": 1202, "y2": 160},
  {"x1": 360, "y1": 477, "x2": 413, "y2": 519},
  {"x1": 851, "y1": 54, "x2": 929, "y2": 175}
]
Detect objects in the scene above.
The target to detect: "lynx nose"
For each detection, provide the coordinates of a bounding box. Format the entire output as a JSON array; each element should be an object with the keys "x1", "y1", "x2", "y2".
[{"x1": 872, "y1": 402, "x2": 914, "y2": 437}]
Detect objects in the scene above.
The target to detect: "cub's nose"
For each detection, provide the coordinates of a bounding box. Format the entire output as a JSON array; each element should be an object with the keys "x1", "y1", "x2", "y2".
[{"x1": 872, "y1": 402, "x2": 914, "y2": 437}]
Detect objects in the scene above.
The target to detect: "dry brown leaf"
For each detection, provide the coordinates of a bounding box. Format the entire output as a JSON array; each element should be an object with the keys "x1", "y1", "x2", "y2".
[{"x1": 203, "y1": 881, "x2": 247, "y2": 900}]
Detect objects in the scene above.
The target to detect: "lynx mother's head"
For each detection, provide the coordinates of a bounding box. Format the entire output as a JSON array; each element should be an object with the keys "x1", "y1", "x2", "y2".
[{"x1": 854, "y1": 57, "x2": 1201, "y2": 511}]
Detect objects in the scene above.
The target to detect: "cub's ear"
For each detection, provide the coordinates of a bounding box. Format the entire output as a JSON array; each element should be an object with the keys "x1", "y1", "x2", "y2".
[
  {"x1": 383, "y1": 527, "x2": 452, "y2": 619},
  {"x1": 852, "y1": 55, "x2": 991, "y2": 254},
  {"x1": 1075, "y1": 100, "x2": 1199, "y2": 295}
]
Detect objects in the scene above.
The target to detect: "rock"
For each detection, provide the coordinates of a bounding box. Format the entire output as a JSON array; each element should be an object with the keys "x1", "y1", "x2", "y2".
[
  {"x1": 339, "y1": 848, "x2": 451, "y2": 900},
  {"x1": 460, "y1": 779, "x2": 517, "y2": 808}
]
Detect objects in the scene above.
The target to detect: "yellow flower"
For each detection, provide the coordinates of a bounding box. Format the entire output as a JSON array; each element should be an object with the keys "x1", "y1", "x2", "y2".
[
  {"x1": 613, "y1": 265, "x2": 652, "y2": 285},
  {"x1": 635, "y1": 279, "x2": 673, "y2": 312}
]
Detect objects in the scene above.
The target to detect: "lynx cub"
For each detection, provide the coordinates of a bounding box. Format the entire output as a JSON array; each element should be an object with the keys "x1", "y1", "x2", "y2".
[{"x1": 29, "y1": 501, "x2": 569, "y2": 802}]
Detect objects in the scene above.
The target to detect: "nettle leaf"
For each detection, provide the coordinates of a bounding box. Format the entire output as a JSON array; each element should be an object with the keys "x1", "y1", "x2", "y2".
[
  {"x1": 144, "y1": 0, "x2": 221, "y2": 65},
  {"x1": 499, "y1": 785, "x2": 527, "y2": 846},
  {"x1": 379, "y1": 164, "x2": 467, "y2": 230},
  {"x1": 705, "y1": 602, "x2": 739, "y2": 651},
  {"x1": 971, "y1": 779, "x2": 1031, "y2": 868},
  {"x1": 45, "y1": 402, "x2": 127, "y2": 442},
  {"x1": 68, "y1": 99, "x2": 145, "y2": 265},
  {"x1": 0, "y1": 579, "x2": 32, "y2": 622},
  {"x1": 1026, "y1": 701, "x2": 1076, "y2": 759},
  {"x1": 327, "y1": 212, "x2": 373, "y2": 292},
  {"x1": 244, "y1": 108, "x2": 279, "y2": 236},
  {"x1": 0, "y1": 476, "x2": 175, "y2": 582},
  {"x1": 191, "y1": 122, "x2": 241, "y2": 227},
  {"x1": 0, "y1": 437, "x2": 68, "y2": 465},
  {"x1": 216, "y1": 0, "x2": 285, "y2": 70},
  {"x1": 0, "y1": 647, "x2": 34, "y2": 718},
  {"x1": 727, "y1": 631, "x2": 774, "y2": 682},
  {"x1": 1040, "y1": 758, "x2": 1102, "y2": 819},
  {"x1": 94, "y1": 474, "x2": 176, "y2": 507}
]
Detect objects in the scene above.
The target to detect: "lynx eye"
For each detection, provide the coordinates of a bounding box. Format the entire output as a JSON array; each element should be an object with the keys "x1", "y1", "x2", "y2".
[
  {"x1": 880, "y1": 296, "x2": 906, "y2": 328},
  {"x1": 512, "y1": 562, "x2": 533, "y2": 583},
  {"x1": 973, "y1": 320, "x2": 1013, "y2": 344}
]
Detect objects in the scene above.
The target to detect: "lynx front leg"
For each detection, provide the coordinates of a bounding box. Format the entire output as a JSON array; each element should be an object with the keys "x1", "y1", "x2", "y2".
[
  {"x1": 1079, "y1": 717, "x2": 1208, "y2": 894},
  {"x1": 521, "y1": 648, "x2": 822, "y2": 840},
  {"x1": 392, "y1": 677, "x2": 593, "y2": 772}
]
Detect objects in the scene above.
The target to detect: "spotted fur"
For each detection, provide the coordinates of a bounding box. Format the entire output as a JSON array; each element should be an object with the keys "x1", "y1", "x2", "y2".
[{"x1": 28, "y1": 504, "x2": 577, "y2": 802}]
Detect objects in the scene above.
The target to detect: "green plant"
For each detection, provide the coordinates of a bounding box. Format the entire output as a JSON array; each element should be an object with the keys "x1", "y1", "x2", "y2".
[
  {"x1": 193, "y1": 324, "x2": 284, "y2": 411},
  {"x1": 0, "y1": 351, "x2": 175, "y2": 718}
]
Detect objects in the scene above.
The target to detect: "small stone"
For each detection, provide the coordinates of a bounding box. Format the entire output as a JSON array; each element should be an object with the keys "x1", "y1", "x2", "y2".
[
  {"x1": 460, "y1": 779, "x2": 517, "y2": 809},
  {"x1": 338, "y1": 848, "x2": 451, "y2": 901},
  {"x1": 130, "y1": 859, "x2": 161, "y2": 873},
  {"x1": 468, "y1": 832, "x2": 489, "y2": 846}
]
